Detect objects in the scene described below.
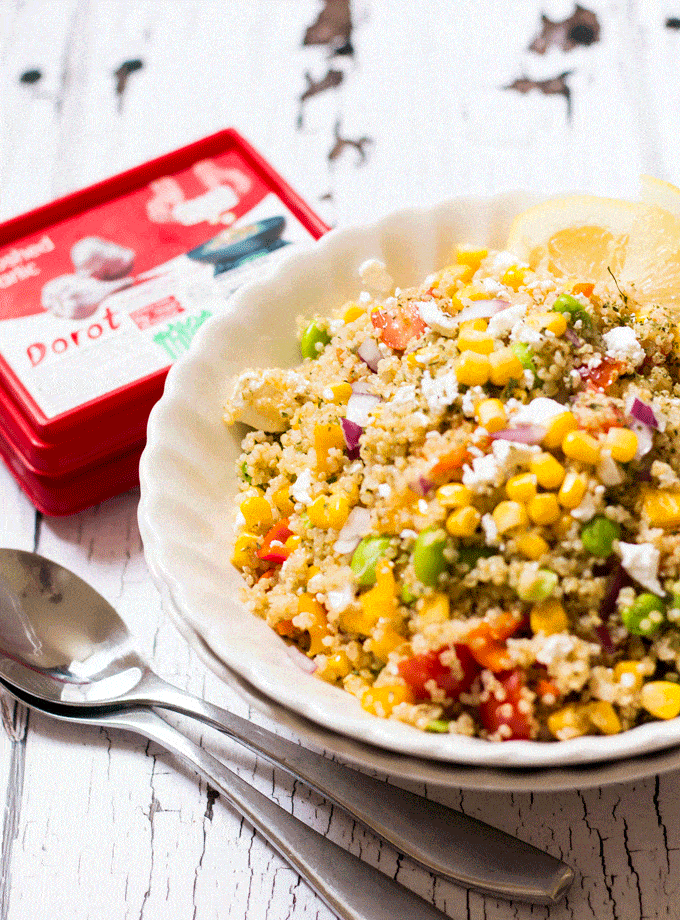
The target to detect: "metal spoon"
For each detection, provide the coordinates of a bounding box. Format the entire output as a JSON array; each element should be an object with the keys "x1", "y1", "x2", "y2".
[
  {"x1": 0, "y1": 677, "x2": 449, "y2": 920},
  {"x1": 0, "y1": 548, "x2": 573, "y2": 904}
]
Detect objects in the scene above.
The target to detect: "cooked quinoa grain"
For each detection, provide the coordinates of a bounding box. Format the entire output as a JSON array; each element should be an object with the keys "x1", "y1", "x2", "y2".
[{"x1": 224, "y1": 244, "x2": 680, "y2": 742}]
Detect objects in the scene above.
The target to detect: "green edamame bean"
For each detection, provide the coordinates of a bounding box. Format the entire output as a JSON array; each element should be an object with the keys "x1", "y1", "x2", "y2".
[
  {"x1": 350, "y1": 535, "x2": 391, "y2": 586},
  {"x1": 300, "y1": 320, "x2": 331, "y2": 359},
  {"x1": 425, "y1": 719, "x2": 450, "y2": 733},
  {"x1": 580, "y1": 516, "x2": 620, "y2": 557},
  {"x1": 622, "y1": 593, "x2": 666, "y2": 636},
  {"x1": 510, "y1": 342, "x2": 537, "y2": 382},
  {"x1": 552, "y1": 293, "x2": 591, "y2": 328},
  {"x1": 413, "y1": 526, "x2": 448, "y2": 586}
]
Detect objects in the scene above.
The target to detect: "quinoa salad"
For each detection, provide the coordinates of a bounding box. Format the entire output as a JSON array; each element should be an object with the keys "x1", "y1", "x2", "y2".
[{"x1": 224, "y1": 244, "x2": 680, "y2": 742}]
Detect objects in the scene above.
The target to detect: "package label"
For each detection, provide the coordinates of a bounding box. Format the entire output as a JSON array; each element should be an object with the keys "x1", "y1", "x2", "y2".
[{"x1": 0, "y1": 149, "x2": 316, "y2": 419}]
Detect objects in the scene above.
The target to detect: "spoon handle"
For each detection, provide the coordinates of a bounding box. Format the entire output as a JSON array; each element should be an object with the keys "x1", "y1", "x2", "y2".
[
  {"x1": 148, "y1": 681, "x2": 572, "y2": 904},
  {"x1": 130, "y1": 708, "x2": 449, "y2": 920}
]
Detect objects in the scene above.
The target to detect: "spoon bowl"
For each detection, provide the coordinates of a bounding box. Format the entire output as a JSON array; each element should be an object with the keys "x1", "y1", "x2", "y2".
[{"x1": 0, "y1": 547, "x2": 573, "y2": 904}]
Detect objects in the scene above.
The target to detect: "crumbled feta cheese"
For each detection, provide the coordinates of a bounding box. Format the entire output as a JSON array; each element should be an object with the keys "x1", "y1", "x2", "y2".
[
  {"x1": 326, "y1": 585, "x2": 355, "y2": 614},
  {"x1": 617, "y1": 542, "x2": 664, "y2": 595},
  {"x1": 510, "y1": 397, "x2": 565, "y2": 428},
  {"x1": 602, "y1": 326, "x2": 645, "y2": 367},
  {"x1": 291, "y1": 469, "x2": 313, "y2": 505},
  {"x1": 392, "y1": 384, "x2": 417, "y2": 404},
  {"x1": 358, "y1": 258, "x2": 393, "y2": 293},
  {"x1": 462, "y1": 454, "x2": 504, "y2": 490},
  {"x1": 420, "y1": 370, "x2": 458, "y2": 413},
  {"x1": 479, "y1": 277, "x2": 504, "y2": 294},
  {"x1": 487, "y1": 303, "x2": 526, "y2": 338},
  {"x1": 417, "y1": 299, "x2": 459, "y2": 336},
  {"x1": 462, "y1": 385, "x2": 485, "y2": 418},
  {"x1": 511, "y1": 322, "x2": 544, "y2": 346},
  {"x1": 491, "y1": 251, "x2": 519, "y2": 273},
  {"x1": 399, "y1": 529, "x2": 418, "y2": 541},
  {"x1": 491, "y1": 439, "x2": 540, "y2": 469},
  {"x1": 377, "y1": 483, "x2": 392, "y2": 498},
  {"x1": 358, "y1": 290, "x2": 372, "y2": 304},
  {"x1": 481, "y1": 513, "x2": 499, "y2": 545}
]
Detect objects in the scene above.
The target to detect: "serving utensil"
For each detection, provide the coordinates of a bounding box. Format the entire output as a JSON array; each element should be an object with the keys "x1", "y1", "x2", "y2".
[
  {"x1": 0, "y1": 548, "x2": 573, "y2": 904},
  {"x1": 0, "y1": 677, "x2": 450, "y2": 920}
]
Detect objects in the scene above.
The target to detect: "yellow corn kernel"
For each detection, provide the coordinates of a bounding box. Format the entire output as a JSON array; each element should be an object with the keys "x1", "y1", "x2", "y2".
[
  {"x1": 445, "y1": 506, "x2": 481, "y2": 537},
  {"x1": 272, "y1": 485, "x2": 294, "y2": 515},
  {"x1": 326, "y1": 492, "x2": 350, "y2": 529},
  {"x1": 297, "y1": 594, "x2": 329, "y2": 656},
  {"x1": 529, "y1": 312, "x2": 568, "y2": 336},
  {"x1": 343, "y1": 303, "x2": 364, "y2": 323},
  {"x1": 547, "y1": 704, "x2": 590, "y2": 739},
  {"x1": 530, "y1": 599, "x2": 568, "y2": 635},
  {"x1": 457, "y1": 284, "x2": 490, "y2": 301},
  {"x1": 456, "y1": 328, "x2": 495, "y2": 355},
  {"x1": 307, "y1": 496, "x2": 329, "y2": 528},
  {"x1": 488, "y1": 346, "x2": 524, "y2": 386},
  {"x1": 284, "y1": 534, "x2": 301, "y2": 552},
  {"x1": 232, "y1": 532, "x2": 259, "y2": 567},
  {"x1": 543, "y1": 411, "x2": 578, "y2": 449},
  {"x1": 240, "y1": 494, "x2": 273, "y2": 531},
  {"x1": 356, "y1": 560, "x2": 398, "y2": 633},
  {"x1": 557, "y1": 471, "x2": 587, "y2": 509},
  {"x1": 613, "y1": 660, "x2": 645, "y2": 693},
  {"x1": 562, "y1": 430, "x2": 601, "y2": 465},
  {"x1": 331, "y1": 382, "x2": 353, "y2": 404},
  {"x1": 419, "y1": 592, "x2": 450, "y2": 625},
  {"x1": 436, "y1": 483, "x2": 473, "y2": 509},
  {"x1": 314, "y1": 422, "x2": 345, "y2": 472},
  {"x1": 530, "y1": 452, "x2": 566, "y2": 490},
  {"x1": 587, "y1": 701, "x2": 622, "y2": 735},
  {"x1": 307, "y1": 566, "x2": 320, "y2": 581},
  {"x1": 454, "y1": 351, "x2": 490, "y2": 386},
  {"x1": 434, "y1": 263, "x2": 474, "y2": 294},
  {"x1": 643, "y1": 490, "x2": 680, "y2": 529},
  {"x1": 474, "y1": 398, "x2": 507, "y2": 433},
  {"x1": 640, "y1": 681, "x2": 680, "y2": 720},
  {"x1": 492, "y1": 500, "x2": 529, "y2": 534},
  {"x1": 506, "y1": 473, "x2": 538, "y2": 503},
  {"x1": 604, "y1": 427, "x2": 638, "y2": 463},
  {"x1": 318, "y1": 651, "x2": 352, "y2": 682},
  {"x1": 502, "y1": 265, "x2": 526, "y2": 291},
  {"x1": 361, "y1": 684, "x2": 414, "y2": 717},
  {"x1": 459, "y1": 318, "x2": 488, "y2": 334},
  {"x1": 456, "y1": 247, "x2": 488, "y2": 271},
  {"x1": 516, "y1": 531, "x2": 549, "y2": 560},
  {"x1": 527, "y1": 492, "x2": 561, "y2": 525},
  {"x1": 369, "y1": 624, "x2": 406, "y2": 662}
]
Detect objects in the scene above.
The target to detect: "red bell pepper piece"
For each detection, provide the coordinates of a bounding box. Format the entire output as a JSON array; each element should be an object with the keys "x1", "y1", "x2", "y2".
[{"x1": 258, "y1": 518, "x2": 293, "y2": 564}]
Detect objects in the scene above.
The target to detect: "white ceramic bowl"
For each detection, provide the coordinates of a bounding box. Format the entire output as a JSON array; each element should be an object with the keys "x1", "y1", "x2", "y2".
[{"x1": 139, "y1": 192, "x2": 680, "y2": 768}]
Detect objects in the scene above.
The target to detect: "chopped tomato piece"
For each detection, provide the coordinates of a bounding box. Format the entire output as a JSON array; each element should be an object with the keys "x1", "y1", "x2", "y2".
[
  {"x1": 398, "y1": 643, "x2": 480, "y2": 702},
  {"x1": 258, "y1": 518, "x2": 293, "y2": 564},
  {"x1": 371, "y1": 301, "x2": 428, "y2": 350},
  {"x1": 536, "y1": 678, "x2": 560, "y2": 702},
  {"x1": 572, "y1": 282, "x2": 595, "y2": 298},
  {"x1": 465, "y1": 612, "x2": 524, "y2": 673},
  {"x1": 479, "y1": 669, "x2": 534, "y2": 740},
  {"x1": 429, "y1": 445, "x2": 471, "y2": 481},
  {"x1": 578, "y1": 357, "x2": 625, "y2": 392},
  {"x1": 274, "y1": 618, "x2": 296, "y2": 638}
]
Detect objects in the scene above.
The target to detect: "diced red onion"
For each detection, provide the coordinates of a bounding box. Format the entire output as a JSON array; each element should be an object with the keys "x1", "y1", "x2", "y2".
[
  {"x1": 455, "y1": 299, "x2": 510, "y2": 324},
  {"x1": 341, "y1": 417, "x2": 363, "y2": 460},
  {"x1": 595, "y1": 624, "x2": 615, "y2": 653},
  {"x1": 490, "y1": 424, "x2": 546, "y2": 444},
  {"x1": 286, "y1": 645, "x2": 317, "y2": 673},
  {"x1": 346, "y1": 391, "x2": 380, "y2": 427},
  {"x1": 599, "y1": 562, "x2": 628, "y2": 627},
  {"x1": 630, "y1": 421, "x2": 654, "y2": 459},
  {"x1": 564, "y1": 327, "x2": 583, "y2": 347},
  {"x1": 333, "y1": 507, "x2": 371, "y2": 554},
  {"x1": 408, "y1": 474, "x2": 434, "y2": 497},
  {"x1": 357, "y1": 337, "x2": 382, "y2": 372},
  {"x1": 629, "y1": 397, "x2": 659, "y2": 429}
]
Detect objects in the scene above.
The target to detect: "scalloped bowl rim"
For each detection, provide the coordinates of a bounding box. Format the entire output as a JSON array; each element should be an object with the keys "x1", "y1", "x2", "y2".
[{"x1": 138, "y1": 191, "x2": 680, "y2": 769}]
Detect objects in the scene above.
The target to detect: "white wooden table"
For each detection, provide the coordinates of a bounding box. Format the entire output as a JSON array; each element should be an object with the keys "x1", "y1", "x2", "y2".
[{"x1": 2, "y1": 2, "x2": 680, "y2": 917}]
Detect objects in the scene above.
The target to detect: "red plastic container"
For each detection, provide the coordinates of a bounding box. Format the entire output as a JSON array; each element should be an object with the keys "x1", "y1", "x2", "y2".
[{"x1": 0, "y1": 129, "x2": 328, "y2": 514}]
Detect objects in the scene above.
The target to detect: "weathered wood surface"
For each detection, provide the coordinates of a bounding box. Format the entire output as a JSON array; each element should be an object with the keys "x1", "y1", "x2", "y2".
[{"x1": 2, "y1": 1, "x2": 680, "y2": 918}]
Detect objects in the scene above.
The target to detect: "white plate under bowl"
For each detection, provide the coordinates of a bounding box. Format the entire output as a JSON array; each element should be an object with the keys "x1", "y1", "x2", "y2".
[{"x1": 138, "y1": 191, "x2": 680, "y2": 770}]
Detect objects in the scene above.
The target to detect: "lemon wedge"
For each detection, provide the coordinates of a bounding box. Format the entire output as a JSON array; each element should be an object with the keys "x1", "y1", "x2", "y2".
[{"x1": 507, "y1": 180, "x2": 680, "y2": 309}]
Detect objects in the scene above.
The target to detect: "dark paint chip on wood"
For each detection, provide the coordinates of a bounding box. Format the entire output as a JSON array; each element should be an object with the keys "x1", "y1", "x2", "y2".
[
  {"x1": 303, "y1": 0, "x2": 353, "y2": 55},
  {"x1": 529, "y1": 5, "x2": 600, "y2": 53},
  {"x1": 19, "y1": 69, "x2": 42, "y2": 84},
  {"x1": 114, "y1": 58, "x2": 144, "y2": 97}
]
